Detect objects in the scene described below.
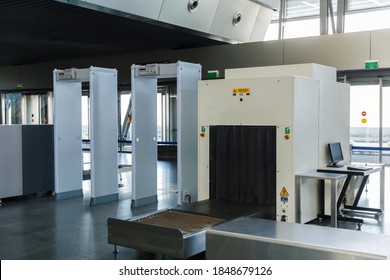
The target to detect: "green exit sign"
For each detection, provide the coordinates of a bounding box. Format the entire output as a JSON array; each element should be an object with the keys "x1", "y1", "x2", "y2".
[{"x1": 365, "y1": 60, "x2": 378, "y2": 69}]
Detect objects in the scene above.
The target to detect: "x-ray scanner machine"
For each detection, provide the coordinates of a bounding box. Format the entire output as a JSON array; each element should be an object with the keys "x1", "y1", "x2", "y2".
[
  {"x1": 53, "y1": 67, "x2": 118, "y2": 204},
  {"x1": 198, "y1": 63, "x2": 350, "y2": 224}
]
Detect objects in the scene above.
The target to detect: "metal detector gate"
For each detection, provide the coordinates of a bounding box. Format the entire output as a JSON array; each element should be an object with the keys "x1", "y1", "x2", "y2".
[
  {"x1": 131, "y1": 61, "x2": 201, "y2": 207},
  {"x1": 53, "y1": 67, "x2": 118, "y2": 204}
]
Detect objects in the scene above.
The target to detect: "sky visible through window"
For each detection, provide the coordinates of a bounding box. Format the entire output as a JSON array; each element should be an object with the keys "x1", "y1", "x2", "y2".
[{"x1": 264, "y1": 0, "x2": 390, "y2": 40}]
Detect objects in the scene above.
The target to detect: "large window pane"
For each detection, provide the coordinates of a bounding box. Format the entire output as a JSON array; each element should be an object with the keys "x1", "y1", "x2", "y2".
[
  {"x1": 1, "y1": 93, "x2": 22, "y2": 124},
  {"x1": 157, "y1": 92, "x2": 163, "y2": 142},
  {"x1": 348, "y1": 0, "x2": 390, "y2": 11},
  {"x1": 264, "y1": 22, "x2": 279, "y2": 41},
  {"x1": 383, "y1": 85, "x2": 390, "y2": 164},
  {"x1": 345, "y1": 9, "x2": 390, "y2": 32},
  {"x1": 350, "y1": 84, "x2": 380, "y2": 163},
  {"x1": 286, "y1": 0, "x2": 337, "y2": 18},
  {"x1": 286, "y1": 0, "x2": 320, "y2": 18},
  {"x1": 82, "y1": 95, "x2": 89, "y2": 140},
  {"x1": 40, "y1": 94, "x2": 49, "y2": 124},
  {"x1": 284, "y1": 18, "x2": 320, "y2": 39},
  {"x1": 119, "y1": 91, "x2": 131, "y2": 140}
]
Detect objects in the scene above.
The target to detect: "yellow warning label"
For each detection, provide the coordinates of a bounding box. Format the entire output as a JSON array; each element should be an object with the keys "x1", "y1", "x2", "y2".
[
  {"x1": 232, "y1": 88, "x2": 251, "y2": 94},
  {"x1": 280, "y1": 187, "x2": 289, "y2": 196}
]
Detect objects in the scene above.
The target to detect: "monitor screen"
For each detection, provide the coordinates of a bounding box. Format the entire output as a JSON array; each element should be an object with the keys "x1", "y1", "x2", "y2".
[{"x1": 328, "y1": 142, "x2": 344, "y2": 167}]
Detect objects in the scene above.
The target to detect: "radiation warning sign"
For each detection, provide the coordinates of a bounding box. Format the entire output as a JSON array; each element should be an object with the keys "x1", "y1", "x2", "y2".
[
  {"x1": 232, "y1": 88, "x2": 251, "y2": 96},
  {"x1": 280, "y1": 187, "x2": 289, "y2": 196}
]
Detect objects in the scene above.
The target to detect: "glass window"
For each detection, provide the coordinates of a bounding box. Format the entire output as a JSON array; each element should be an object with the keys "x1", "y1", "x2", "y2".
[
  {"x1": 284, "y1": 18, "x2": 320, "y2": 39},
  {"x1": 40, "y1": 94, "x2": 49, "y2": 124},
  {"x1": 273, "y1": 0, "x2": 338, "y2": 39},
  {"x1": 157, "y1": 92, "x2": 163, "y2": 142},
  {"x1": 345, "y1": 8, "x2": 390, "y2": 32},
  {"x1": 1, "y1": 93, "x2": 22, "y2": 124},
  {"x1": 350, "y1": 84, "x2": 381, "y2": 163},
  {"x1": 82, "y1": 95, "x2": 89, "y2": 140},
  {"x1": 286, "y1": 0, "x2": 320, "y2": 18},
  {"x1": 119, "y1": 91, "x2": 131, "y2": 140},
  {"x1": 382, "y1": 85, "x2": 390, "y2": 164},
  {"x1": 348, "y1": 0, "x2": 390, "y2": 11},
  {"x1": 264, "y1": 22, "x2": 279, "y2": 41}
]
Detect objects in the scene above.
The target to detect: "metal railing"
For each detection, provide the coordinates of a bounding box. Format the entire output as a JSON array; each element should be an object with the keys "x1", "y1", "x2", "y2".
[{"x1": 351, "y1": 145, "x2": 390, "y2": 166}]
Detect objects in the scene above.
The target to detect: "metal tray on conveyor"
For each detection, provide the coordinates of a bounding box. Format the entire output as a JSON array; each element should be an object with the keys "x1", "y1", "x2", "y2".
[{"x1": 107, "y1": 209, "x2": 225, "y2": 259}]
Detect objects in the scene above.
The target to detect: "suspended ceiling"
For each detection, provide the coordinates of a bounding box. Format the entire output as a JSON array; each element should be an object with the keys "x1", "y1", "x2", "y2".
[{"x1": 0, "y1": 0, "x2": 227, "y2": 67}]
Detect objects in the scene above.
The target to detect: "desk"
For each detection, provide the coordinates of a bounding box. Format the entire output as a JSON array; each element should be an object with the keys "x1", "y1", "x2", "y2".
[
  {"x1": 317, "y1": 164, "x2": 385, "y2": 224},
  {"x1": 296, "y1": 172, "x2": 348, "y2": 228}
]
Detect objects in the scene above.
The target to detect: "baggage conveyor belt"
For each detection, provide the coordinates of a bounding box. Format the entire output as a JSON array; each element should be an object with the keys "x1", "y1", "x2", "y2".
[
  {"x1": 107, "y1": 199, "x2": 275, "y2": 259},
  {"x1": 136, "y1": 211, "x2": 225, "y2": 233}
]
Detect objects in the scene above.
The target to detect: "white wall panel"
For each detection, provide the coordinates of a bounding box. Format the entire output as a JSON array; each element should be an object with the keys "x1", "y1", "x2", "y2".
[
  {"x1": 284, "y1": 32, "x2": 371, "y2": 70},
  {"x1": 2, "y1": 29, "x2": 390, "y2": 90},
  {"x1": 0, "y1": 125, "x2": 23, "y2": 198},
  {"x1": 226, "y1": 63, "x2": 336, "y2": 81},
  {"x1": 371, "y1": 29, "x2": 390, "y2": 68}
]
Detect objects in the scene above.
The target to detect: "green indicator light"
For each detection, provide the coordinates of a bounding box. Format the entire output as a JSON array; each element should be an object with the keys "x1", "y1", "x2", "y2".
[
  {"x1": 201, "y1": 126, "x2": 206, "y2": 133},
  {"x1": 285, "y1": 127, "x2": 290, "y2": 134}
]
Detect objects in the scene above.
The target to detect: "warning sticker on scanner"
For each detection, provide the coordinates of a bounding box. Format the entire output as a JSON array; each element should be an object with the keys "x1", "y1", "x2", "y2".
[
  {"x1": 232, "y1": 88, "x2": 251, "y2": 96},
  {"x1": 280, "y1": 187, "x2": 289, "y2": 196}
]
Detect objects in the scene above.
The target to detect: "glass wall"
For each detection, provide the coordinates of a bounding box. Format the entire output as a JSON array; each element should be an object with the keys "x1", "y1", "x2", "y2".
[
  {"x1": 286, "y1": 0, "x2": 322, "y2": 18},
  {"x1": 348, "y1": 0, "x2": 390, "y2": 10},
  {"x1": 157, "y1": 84, "x2": 177, "y2": 143},
  {"x1": 0, "y1": 92, "x2": 51, "y2": 125},
  {"x1": 1, "y1": 85, "x2": 178, "y2": 152},
  {"x1": 1, "y1": 93, "x2": 22, "y2": 124},
  {"x1": 119, "y1": 90, "x2": 131, "y2": 140},
  {"x1": 345, "y1": 8, "x2": 390, "y2": 32},
  {"x1": 382, "y1": 84, "x2": 390, "y2": 164},
  {"x1": 350, "y1": 83, "x2": 381, "y2": 163},
  {"x1": 348, "y1": 76, "x2": 390, "y2": 165},
  {"x1": 265, "y1": 0, "x2": 390, "y2": 41},
  {"x1": 82, "y1": 94, "x2": 90, "y2": 140},
  {"x1": 284, "y1": 18, "x2": 320, "y2": 39},
  {"x1": 117, "y1": 84, "x2": 177, "y2": 153}
]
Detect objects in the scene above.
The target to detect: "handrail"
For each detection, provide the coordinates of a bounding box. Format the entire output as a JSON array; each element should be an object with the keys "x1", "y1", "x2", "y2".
[
  {"x1": 351, "y1": 146, "x2": 390, "y2": 151},
  {"x1": 82, "y1": 139, "x2": 177, "y2": 145}
]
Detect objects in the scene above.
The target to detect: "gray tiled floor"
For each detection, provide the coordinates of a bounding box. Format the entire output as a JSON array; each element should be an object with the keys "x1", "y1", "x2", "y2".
[
  {"x1": 0, "y1": 158, "x2": 179, "y2": 260},
  {"x1": 0, "y1": 156, "x2": 389, "y2": 260}
]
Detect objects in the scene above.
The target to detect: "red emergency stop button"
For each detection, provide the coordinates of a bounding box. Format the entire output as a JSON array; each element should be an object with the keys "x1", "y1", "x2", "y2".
[
  {"x1": 284, "y1": 134, "x2": 290, "y2": 140},
  {"x1": 200, "y1": 132, "x2": 205, "y2": 137}
]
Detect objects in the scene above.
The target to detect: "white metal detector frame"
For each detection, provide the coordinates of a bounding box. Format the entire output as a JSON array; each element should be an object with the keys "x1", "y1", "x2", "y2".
[
  {"x1": 53, "y1": 67, "x2": 119, "y2": 204},
  {"x1": 131, "y1": 61, "x2": 201, "y2": 207}
]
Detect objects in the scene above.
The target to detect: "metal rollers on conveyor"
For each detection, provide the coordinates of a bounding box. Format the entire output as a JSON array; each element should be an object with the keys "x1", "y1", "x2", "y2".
[{"x1": 137, "y1": 211, "x2": 225, "y2": 233}]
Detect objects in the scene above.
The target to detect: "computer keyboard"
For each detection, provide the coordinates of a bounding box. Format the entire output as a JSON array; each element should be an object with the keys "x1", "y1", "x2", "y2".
[{"x1": 347, "y1": 165, "x2": 373, "y2": 171}]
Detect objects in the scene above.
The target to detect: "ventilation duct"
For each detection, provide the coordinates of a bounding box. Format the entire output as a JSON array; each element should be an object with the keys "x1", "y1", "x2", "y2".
[{"x1": 56, "y1": 0, "x2": 278, "y2": 43}]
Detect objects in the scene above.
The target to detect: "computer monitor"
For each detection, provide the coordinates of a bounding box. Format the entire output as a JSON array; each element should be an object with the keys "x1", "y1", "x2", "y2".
[{"x1": 327, "y1": 142, "x2": 344, "y2": 168}]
